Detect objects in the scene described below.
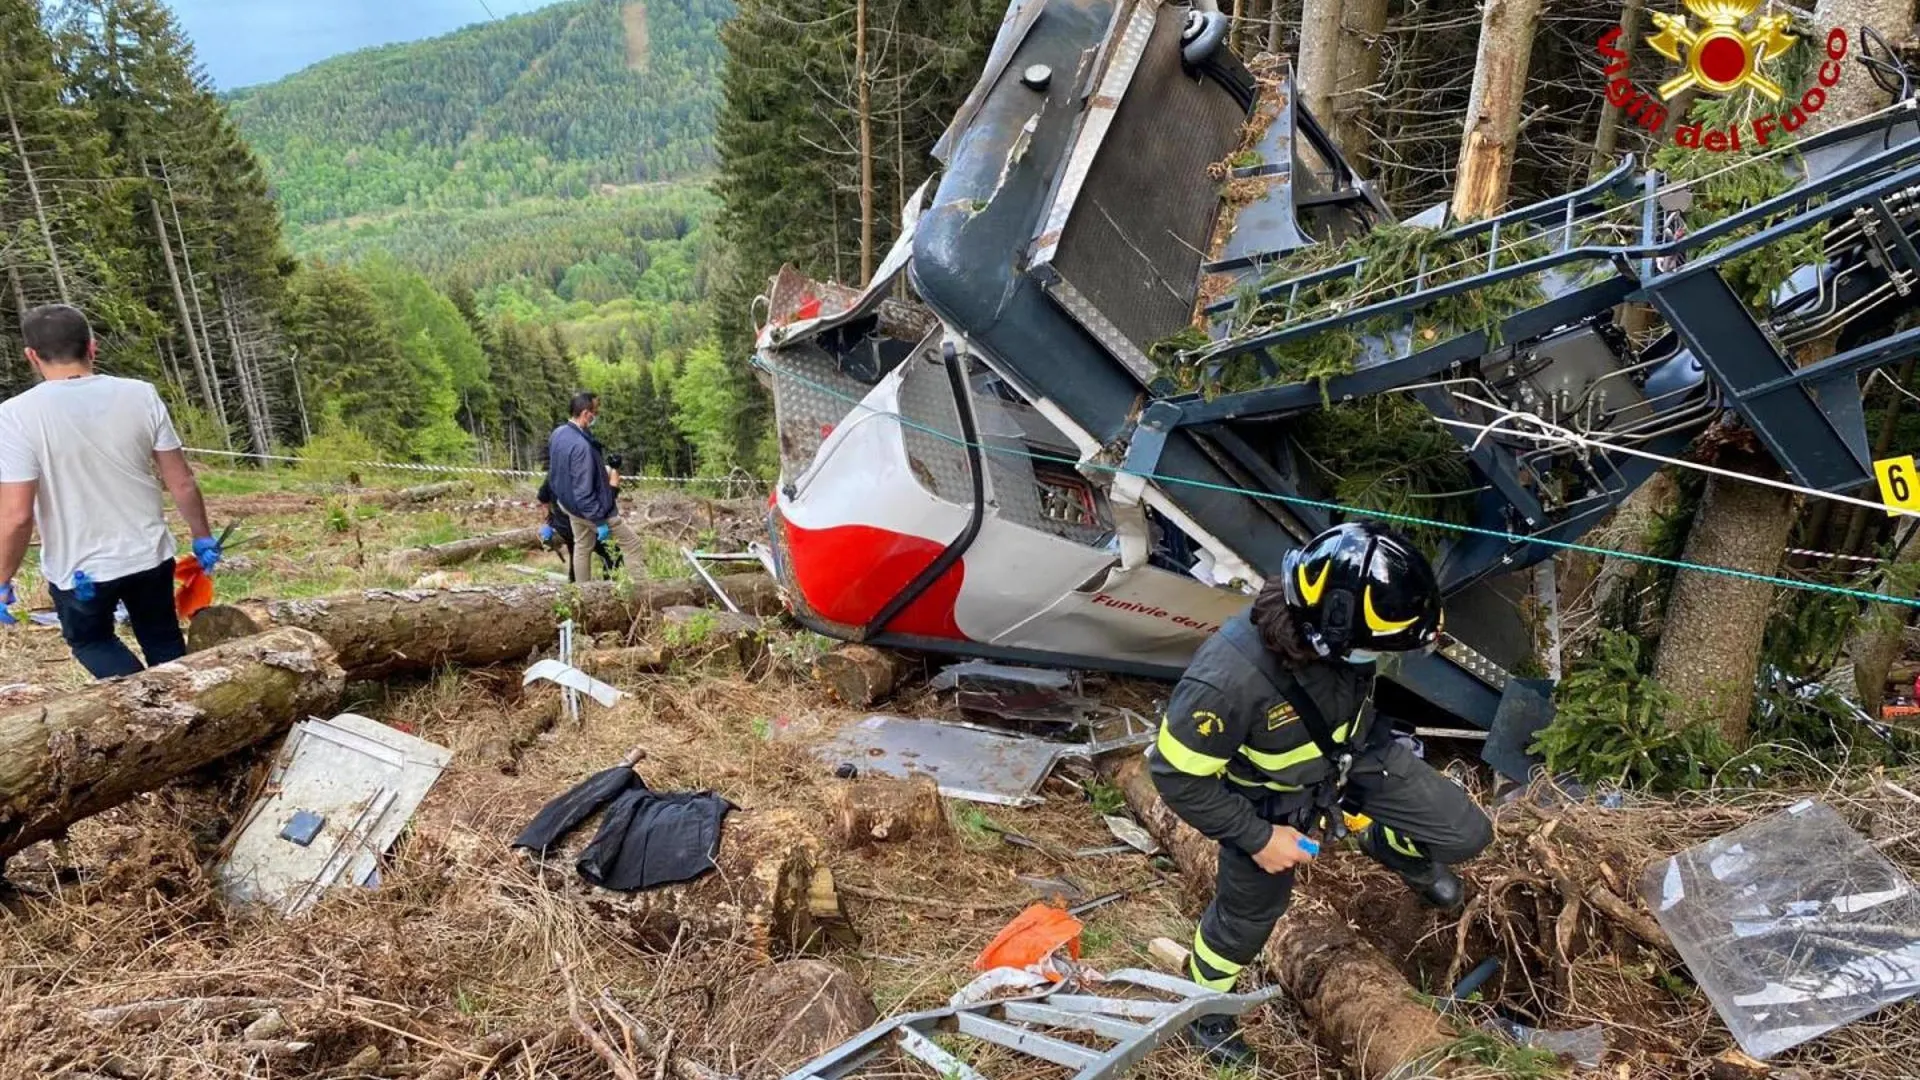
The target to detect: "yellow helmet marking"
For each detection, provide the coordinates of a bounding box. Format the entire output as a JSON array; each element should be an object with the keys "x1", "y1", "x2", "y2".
[
  {"x1": 1363, "y1": 586, "x2": 1418, "y2": 634},
  {"x1": 1296, "y1": 560, "x2": 1330, "y2": 607}
]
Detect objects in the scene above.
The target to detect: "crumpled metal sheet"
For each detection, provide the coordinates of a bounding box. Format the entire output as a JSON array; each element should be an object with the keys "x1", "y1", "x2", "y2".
[
  {"x1": 812, "y1": 715, "x2": 1064, "y2": 807},
  {"x1": 216, "y1": 713, "x2": 451, "y2": 917}
]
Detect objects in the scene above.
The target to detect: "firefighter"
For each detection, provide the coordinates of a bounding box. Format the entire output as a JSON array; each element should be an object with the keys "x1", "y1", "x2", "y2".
[{"x1": 1150, "y1": 522, "x2": 1493, "y2": 1064}]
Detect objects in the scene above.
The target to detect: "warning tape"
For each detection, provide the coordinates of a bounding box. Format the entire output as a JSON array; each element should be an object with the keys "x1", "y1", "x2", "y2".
[
  {"x1": 1786, "y1": 548, "x2": 1886, "y2": 565},
  {"x1": 183, "y1": 447, "x2": 761, "y2": 491}
]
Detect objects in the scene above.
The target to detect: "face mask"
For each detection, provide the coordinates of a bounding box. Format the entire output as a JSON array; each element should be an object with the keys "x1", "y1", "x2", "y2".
[{"x1": 1347, "y1": 649, "x2": 1382, "y2": 665}]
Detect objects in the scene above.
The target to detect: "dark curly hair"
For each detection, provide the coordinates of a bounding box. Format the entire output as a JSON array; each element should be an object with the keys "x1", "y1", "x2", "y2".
[{"x1": 1250, "y1": 577, "x2": 1318, "y2": 669}]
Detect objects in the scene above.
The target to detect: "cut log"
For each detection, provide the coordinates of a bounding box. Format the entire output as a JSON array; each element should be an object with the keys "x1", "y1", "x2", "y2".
[
  {"x1": 662, "y1": 606, "x2": 768, "y2": 671},
  {"x1": 1110, "y1": 756, "x2": 1456, "y2": 1079},
  {"x1": 0, "y1": 628, "x2": 345, "y2": 861},
  {"x1": 474, "y1": 692, "x2": 564, "y2": 774},
  {"x1": 560, "y1": 808, "x2": 833, "y2": 960},
  {"x1": 831, "y1": 775, "x2": 946, "y2": 848},
  {"x1": 188, "y1": 574, "x2": 780, "y2": 680},
  {"x1": 811, "y1": 645, "x2": 897, "y2": 707},
  {"x1": 370, "y1": 480, "x2": 472, "y2": 506},
  {"x1": 384, "y1": 526, "x2": 545, "y2": 575},
  {"x1": 578, "y1": 646, "x2": 667, "y2": 676}
]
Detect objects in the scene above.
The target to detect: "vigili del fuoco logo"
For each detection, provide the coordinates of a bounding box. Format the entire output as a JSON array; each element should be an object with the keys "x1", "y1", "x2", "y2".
[{"x1": 1596, "y1": 0, "x2": 1852, "y2": 151}]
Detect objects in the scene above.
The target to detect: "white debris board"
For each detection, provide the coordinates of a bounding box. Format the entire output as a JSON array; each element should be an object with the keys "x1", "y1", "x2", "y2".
[
  {"x1": 1643, "y1": 799, "x2": 1920, "y2": 1059},
  {"x1": 216, "y1": 713, "x2": 452, "y2": 917}
]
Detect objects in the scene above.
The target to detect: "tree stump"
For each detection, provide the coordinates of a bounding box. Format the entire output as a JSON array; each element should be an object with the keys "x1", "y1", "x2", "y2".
[
  {"x1": 811, "y1": 645, "x2": 897, "y2": 707},
  {"x1": 712, "y1": 959, "x2": 877, "y2": 1074},
  {"x1": 557, "y1": 808, "x2": 834, "y2": 960},
  {"x1": 832, "y1": 775, "x2": 946, "y2": 848}
]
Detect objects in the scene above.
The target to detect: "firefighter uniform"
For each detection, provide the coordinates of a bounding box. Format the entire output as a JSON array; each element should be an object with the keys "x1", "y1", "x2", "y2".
[{"x1": 1148, "y1": 609, "x2": 1493, "y2": 992}]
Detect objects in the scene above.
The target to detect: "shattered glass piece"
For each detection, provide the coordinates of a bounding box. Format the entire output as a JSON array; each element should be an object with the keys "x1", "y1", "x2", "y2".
[
  {"x1": 1642, "y1": 801, "x2": 1920, "y2": 1059},
  {"x1": 1484, "y1": 1018, "x2": 1606, "y2": 1068}
]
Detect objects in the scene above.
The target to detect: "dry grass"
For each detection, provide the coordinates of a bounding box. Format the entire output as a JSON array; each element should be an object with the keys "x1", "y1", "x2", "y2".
[{"x1": 8, "y1": 481, "x2": 1920, "y2": 1080}]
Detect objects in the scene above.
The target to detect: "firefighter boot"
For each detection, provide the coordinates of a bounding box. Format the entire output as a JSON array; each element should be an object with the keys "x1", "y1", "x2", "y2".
[
  {"x1": 1184, "y1": 1014, "x2": 1256, "y2": 1067},
  {"x1": 1360, "y1": 824, "x2": 1466, "y2": 912}
]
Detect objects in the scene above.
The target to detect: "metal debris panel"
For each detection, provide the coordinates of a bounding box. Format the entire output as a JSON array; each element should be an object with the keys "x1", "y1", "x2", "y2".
[
  {"x1": 1643, "y1": 799, "x2": 1920, "y2": 1059},
  {"x1": 812, "y1": 715, "x2": 1065, "y2": 806},
  {"x1": 216, "y1": 713, "x2": 452, "y2": 916}
]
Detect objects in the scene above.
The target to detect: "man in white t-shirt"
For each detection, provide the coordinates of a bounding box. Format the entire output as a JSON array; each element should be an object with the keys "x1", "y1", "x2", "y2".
[{"x1": 0, "y1": 305, "x2": 222, "y2": 678}]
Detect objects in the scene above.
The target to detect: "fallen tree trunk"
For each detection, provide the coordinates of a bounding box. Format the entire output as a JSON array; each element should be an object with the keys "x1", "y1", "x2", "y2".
[
  {"x1": 832, "y1": 775, "x2": 946, "y2": 848},
  {"x1": 1111, "y1": 756, "x2": 1455, "y2": 1079},
  {"x1": 188, "y1": 574, "x2": 783, "y2": 680},
  {"x1": 384, "y1": 526, "x2": 544, "y2": 574},
  {"x1": 0, "y1": 628, "x2": 346, "y2": 861},
  {"x1": 370, "y1": 480, "x2": 471, "y2": 506}
]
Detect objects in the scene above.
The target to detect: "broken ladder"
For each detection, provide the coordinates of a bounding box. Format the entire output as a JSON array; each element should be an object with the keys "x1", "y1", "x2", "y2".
[{"x1": 781, "y1": 968, "x2": 1280, "y2": 1080}]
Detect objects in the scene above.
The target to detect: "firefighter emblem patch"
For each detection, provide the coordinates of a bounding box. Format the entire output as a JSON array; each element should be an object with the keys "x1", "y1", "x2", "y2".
[
  {"x1": 1266, "y1": 703, "x2": 1299, "y2": 730},
  {"x1": 1192, "y1": 710, "x2": 1224, "y2": 737}
]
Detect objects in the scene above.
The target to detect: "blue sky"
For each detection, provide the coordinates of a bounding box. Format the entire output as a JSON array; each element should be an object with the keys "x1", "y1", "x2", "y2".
[{"x1": 165, "y1": 0, "x2": 570, "y2": 89}]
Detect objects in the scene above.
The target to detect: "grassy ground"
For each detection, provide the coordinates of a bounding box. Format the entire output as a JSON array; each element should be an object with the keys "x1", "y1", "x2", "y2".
[{"x1": 3, "y1": 468, "x2": 1920, "y2": 1080}]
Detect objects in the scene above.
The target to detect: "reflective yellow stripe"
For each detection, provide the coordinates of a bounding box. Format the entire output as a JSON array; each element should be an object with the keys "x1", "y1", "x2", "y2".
[
  {"x1": 1236, "y1": 723, "x2": 1350, "y2": 773},
  {"x1": 1191, "y1": 928, "x2": 1244, "y2": 978},
  {"x1": 1189, "y1": 955, "x2": 1236, "y2": 991},
  {"x1": 1155, "y1": 722, "x2": 1229, "y2": 777},
  {"x1": 1225, "y1": 772, "x2": 1303, "y2": 792},
  {"x1": 1383, "y1": 826, "x2": 1422, "y2": 858}
]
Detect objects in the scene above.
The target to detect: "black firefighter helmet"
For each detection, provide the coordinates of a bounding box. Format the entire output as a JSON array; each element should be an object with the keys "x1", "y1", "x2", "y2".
[{"x1": 1279, "y1": 523, "x2": 1442, "y2": 659}]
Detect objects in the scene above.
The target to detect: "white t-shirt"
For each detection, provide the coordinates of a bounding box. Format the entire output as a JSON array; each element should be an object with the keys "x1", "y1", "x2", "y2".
[{"x1": 0, "y1": 374, "x2": 183, "y2": 591}]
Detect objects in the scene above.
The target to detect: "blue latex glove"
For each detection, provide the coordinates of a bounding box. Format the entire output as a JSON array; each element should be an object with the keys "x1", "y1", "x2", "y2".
[
  {"x1": 596, "y1": 523, "x2": 611, "y2": 544},
  {"x1": 193, "y1": 535, "x2": 222, "y2": 573},
  {"x1": 539, "y1": 524, "x2": 555, "y2": 544},
  {"x1": 1296, "y1": 835, "x2": 1321, "y2": 857},
  {"x1": 72, "y1": 571, "x2": 96, "y2": 602},
  {"x1": 0, "y1": 582, "x2": 16, "y2": 626}
]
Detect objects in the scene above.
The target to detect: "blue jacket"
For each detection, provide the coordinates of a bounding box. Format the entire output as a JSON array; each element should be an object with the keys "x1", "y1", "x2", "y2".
[{"x1": 547, "y1": 422, "x2": 616, "y2": 523}]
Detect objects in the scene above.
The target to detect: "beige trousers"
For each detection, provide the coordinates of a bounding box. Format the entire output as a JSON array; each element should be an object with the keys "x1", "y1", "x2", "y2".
[{"x1": 566, "y1": 512, "x2": 642, "y2": 583}]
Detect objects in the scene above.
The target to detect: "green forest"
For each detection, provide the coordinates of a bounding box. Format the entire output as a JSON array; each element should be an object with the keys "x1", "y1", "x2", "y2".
[
  {"x1": 226, "y1": 0, "x2": 731, "y2": 228},
  {"x1": 1, "y1": 0, "x2": 1006, "y2": 484}
]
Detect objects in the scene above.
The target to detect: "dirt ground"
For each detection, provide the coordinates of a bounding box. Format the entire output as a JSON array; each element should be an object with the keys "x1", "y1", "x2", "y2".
[{"x1": 4, "y1": 471, "x2": 1920, "y2": 1080}]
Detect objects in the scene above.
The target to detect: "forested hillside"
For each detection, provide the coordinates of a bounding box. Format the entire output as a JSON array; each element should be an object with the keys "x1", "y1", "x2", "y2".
[{"x1": 226, "y1": 0, "x2": 730, "y2": 227}]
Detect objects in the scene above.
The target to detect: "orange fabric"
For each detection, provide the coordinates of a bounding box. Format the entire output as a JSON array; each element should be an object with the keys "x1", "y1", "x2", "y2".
[
  {"x1": 174, "y1": 561, "x2": 214, "y2": 619},
  {"x1": 973, "y1": 903, "x2": 1082, "y2": 978}
]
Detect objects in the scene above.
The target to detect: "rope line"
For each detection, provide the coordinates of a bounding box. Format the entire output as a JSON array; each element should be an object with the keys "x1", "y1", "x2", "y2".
[
  {"x1": 755, "y1": 356, "x2": 1920, "y2": 609},
  {"x1": 183, "y1": 447, "x2": 760, "y2": 490}
]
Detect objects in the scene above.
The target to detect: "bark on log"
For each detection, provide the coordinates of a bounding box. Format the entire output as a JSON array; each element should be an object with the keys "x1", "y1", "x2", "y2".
[
  {"x1": 1111, "y1": 756, "x2": 1455, "y2": 1079},
  {"x1": 0, "y1": 628, "x2": 345, "y2": 860},
  {"x1": 832, "y1": 775, "x2": 946, "y2": 847},
  {"x1": 578, "y1": 646, "x2": 668, "y2": 676},
  {"x1": 384, "y1": 526, "x2": 544, "y2": 574},
  {"x1": 370, "y1": 480, "x2": 472, "y2": 506},
  {"x1": 188, "y1": 574, "x2": 780, "y2": 680},
  {"x1": 811, "y1": 645, "x2": 897, "y2": 707},
  {"x1": 560, "y1": 808, "x2": 833, "y2": 959}
]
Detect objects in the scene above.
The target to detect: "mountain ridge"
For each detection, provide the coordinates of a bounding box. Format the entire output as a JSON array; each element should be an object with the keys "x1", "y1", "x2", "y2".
[{"x1": 228, "y1": 0, "x2": 731, "y2": 229}]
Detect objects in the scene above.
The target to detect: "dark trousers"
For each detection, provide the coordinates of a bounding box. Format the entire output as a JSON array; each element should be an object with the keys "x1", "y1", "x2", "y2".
[
  {"x1": 48, "y1": 559, "x2": 188, "y2": 679},
  {"x1": 1190, "y1": 741, "x2": 1494, "y2": 989}
]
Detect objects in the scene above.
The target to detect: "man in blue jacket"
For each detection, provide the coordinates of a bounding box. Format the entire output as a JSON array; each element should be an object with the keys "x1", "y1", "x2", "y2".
[{"x1": 546, "y1": 391, "x2": 640, "y2": 584}]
